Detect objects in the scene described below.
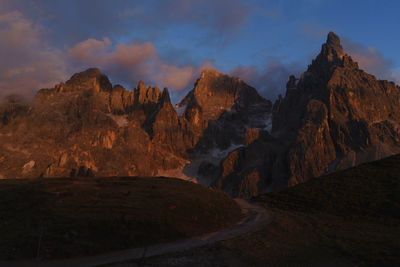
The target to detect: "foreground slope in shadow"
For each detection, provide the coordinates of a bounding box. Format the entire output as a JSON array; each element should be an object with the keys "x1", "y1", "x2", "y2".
[
  {"x1": 0, "y1": 177, "x2": 241, "y2": 261},
  {"x1": 127, "y1": 154, "x2": 399, "y2": 266}
]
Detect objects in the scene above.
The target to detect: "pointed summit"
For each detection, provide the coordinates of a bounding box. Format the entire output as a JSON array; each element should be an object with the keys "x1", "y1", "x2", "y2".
[
  {"x1": 320, "y1": 31, "x2": 344, "y2": 63},
  {"x1": 160, "y1": 88, "x2": 171, "y2": 105},
  {"x1": 200, "y1": 68, "x2": 222, "y2": 79},
  {"x1": 304, "y1": 31, "x2": 348, "y2": 80},
  {"x1": 137, "y1": 80, "x2": 146, "y2": 91},
  {"x1": 326, "y1": 31, "x2": 342, "y2": 51}
]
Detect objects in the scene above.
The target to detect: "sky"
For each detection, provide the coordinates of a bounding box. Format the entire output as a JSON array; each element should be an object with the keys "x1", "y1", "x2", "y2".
[{"x1": 1, "y1": 0, "x2": 399, "y2": 103}]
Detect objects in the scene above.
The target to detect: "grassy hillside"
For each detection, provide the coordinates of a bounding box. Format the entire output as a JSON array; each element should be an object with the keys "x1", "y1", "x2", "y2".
[
  {"x1": 126, "y1": 154, "x2": 400, "y2": 266},
  {"x1": 261, "y1": 154, "x2": 400, "y2": 218},
  {"x1": 253, "y1": 154, "x2": 400, "y2": 266},
  {"x1": 0, "y1": 177, "x2": 241, "y2": 260}
]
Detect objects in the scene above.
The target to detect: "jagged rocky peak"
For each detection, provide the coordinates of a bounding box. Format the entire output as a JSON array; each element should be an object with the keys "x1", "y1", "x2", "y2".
[
  {"x1": 138, "y1": 80, "x2": 146, "y2": 88},
  {"x1": 310, "y1": 31, "x2": 359, "y2": 71},
  {"x1": 65, "y1": 68, "x2": 112, "y2": 92},
  {"x1": 199, "y1": 68, "x2": 224, "y2": 79},
  {"x1": 195, "y1": 68, "x2": 241, "y2": 95},
  {"x1": 319, "y1": 31, "x2": 344, "y2": 63},
  {"x1": 326, "y1": 31, "x2": 343, "y2": 56},
  {"x1": 135, "y1": 80, "x2": 162, "y2": 105},
  {"x1": 160, "y1": 88, "x2": 171, "y2": 105},
  {"x1": 34, "y1": 68, "x2": 113, "y2": 101},
  {"x1": 112, "y1": 84, "x2": 126, "y2": 92},
  {"x1": 271, "y1": 30, "x2": 400, "y2": 189},
  {"x1": 183, "y1": 68, "x2": 266, "y2": 121}
]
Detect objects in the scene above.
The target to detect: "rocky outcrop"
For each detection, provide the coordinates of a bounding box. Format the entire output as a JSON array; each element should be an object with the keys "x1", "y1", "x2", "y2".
[
  {"x1": 145, "y1": 88, "x2": 187, "y2": 157},
  {"x1": 0, "y1": 95, "x2": 29, "y2": 126},
  {"x1": 275, "y1": 31, "x2": 400, "y2": 186},
  {"x1": 180, "y1": 69, "x2": 265, "y2": 121},
  {"x1": 179, "y1": 69, "x2": 271, "y2": 151},
  {"x1": 214, "y1": 32, "x2": 400, "y2": 196},
  {"x1": 0, "y1": 69, "x2": 187, "y2": 179},
  {"x1": 176, "y1": 69, "x2": 272, "y2": 186}
]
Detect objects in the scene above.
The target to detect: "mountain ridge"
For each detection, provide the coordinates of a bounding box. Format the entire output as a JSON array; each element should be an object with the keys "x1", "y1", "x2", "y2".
[
  {"x1": 214, "y1": 31, "x2": 400, "y2": 195},
  {"x1": 1, "y1": 32, "x2": 400, "y2": 197}
]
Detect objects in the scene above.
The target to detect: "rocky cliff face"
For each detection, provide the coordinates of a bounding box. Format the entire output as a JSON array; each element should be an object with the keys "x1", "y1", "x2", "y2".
[
  {"x1": 0, "y1": 68, "x2": 186, "y2": 179},
  {"x1": 0, "y1": 67, "x2": 270, "y2": 182},
  {"x1": 214, "y1": 32, "x2": 400, "y2": 195},
  {"x1": 177, "y1": 69, "x2": 270, "y2": 151},
  {"x1": 1, "y1": 32, "x2": 400, "y2": 197},
  {"x1": 177, "y1": 69, "x2": 272, "y2": 186}
]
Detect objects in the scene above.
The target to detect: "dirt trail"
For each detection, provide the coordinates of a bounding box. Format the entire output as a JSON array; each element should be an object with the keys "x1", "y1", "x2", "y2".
[{"x1": 3, "y1": 199, "x2": 273, "y2": 267}]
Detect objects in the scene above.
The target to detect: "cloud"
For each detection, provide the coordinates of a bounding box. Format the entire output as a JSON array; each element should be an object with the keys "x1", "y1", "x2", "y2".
[
  {"x1": 0, "y1": 11, "x2": 67, "y2": 99},
  {"x1": 230, "y1": 57, "x2": 303, "y2": 100},
  {"x1": 0, "y1": 10, "x2": 216, "y2": 99},
  {"x1": 0, "y1": 0, "x2": 255, "y2": 99},
  {"x1": 68, "y1": 37, "x2": 112, "y2": 66},
  {"x1": 122, "y1": 0, "x2": 251, "y2": 34},
  {"x1": 342, "y1": 38, "x2": 400, "y2": 84},
  {"x1": 68, "y1": 37, "x2": 214, "y2": 91},
  {"x1": 1, "y1": 0, "x2": 252, "y2": 48}
]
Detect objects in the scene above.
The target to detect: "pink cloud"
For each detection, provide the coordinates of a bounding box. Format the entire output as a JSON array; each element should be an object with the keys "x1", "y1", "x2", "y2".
[
  {"x1": 68, "y1": 37, "x2": 112, "y2": 66},
  {"x1": 342, "y1": 38, "x2": 399, "y2": 84},
  {"x1": 0, "y1": 10, "x2": 216, "y2": 100},
  {"x1": 0, "y1": 11, "x2": 68, "y2": 99},
  {"x1": 68, "y1": 37, "x2": 214, "y2": 91}
]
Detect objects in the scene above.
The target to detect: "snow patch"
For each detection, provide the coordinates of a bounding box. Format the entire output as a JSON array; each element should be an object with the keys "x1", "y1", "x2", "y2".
[
  {"x1": 211, "y1": 144, "x2": 244, "y2": 159},
  {"x1": 248, "y1": 112, "x2": 273, "y2": 132},
  {"x1": 263, "y1": 114, "x2": 273, "y2": 132},
  {"x1": 174, "y1": 104, "x2": 187, "y2": 117},
  {"x1": 107, "y1": 114, "x2": 128, "y2": 127}
]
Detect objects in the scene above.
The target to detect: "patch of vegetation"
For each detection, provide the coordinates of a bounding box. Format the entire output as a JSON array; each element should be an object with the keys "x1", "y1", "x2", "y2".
[{"x1": 0, "y1": 177, "x2": 241, "y2": 260}]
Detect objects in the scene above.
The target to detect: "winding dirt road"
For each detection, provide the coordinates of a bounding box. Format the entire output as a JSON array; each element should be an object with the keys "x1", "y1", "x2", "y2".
[{"x1": 3, "y1": 199, "x2": 273, "y2": 267}]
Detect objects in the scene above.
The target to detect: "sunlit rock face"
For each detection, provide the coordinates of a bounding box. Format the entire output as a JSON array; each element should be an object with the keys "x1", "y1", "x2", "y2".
[
  {"x1": 0, "y1": 68, "x2": 186, "y2": 179},
  {"x1": 0, "y1": 67, "x2": 271, "y2": 184},
  {"x1": 175, "y1": 69, "x2": 272, "y2": 187},
  {"x1": 183, "y1": 69, "x2": 265, "y2": 121},
  {"x1": 213, "y1": 32, "x2": 400, "y2": 196},
  {"x1": 177, "y1": 68, "x2": 271, "y2": 151},
  {"x1": 275, "y1": 32, "x2": 400, "y2": 186},
  {"x1": 1, "y1": 32, "x2": 400, "y2": 198}
]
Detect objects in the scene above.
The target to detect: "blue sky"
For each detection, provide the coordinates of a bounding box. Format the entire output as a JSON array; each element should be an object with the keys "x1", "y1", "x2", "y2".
[{"x1": 0, "y1": 0, "x2": 399, "y2": 102}]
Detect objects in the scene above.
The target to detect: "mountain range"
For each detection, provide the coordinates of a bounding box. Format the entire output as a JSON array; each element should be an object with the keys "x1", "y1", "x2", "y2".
[{"x1": 1, "y1": 32, "x2": 400, "y2": 197}]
